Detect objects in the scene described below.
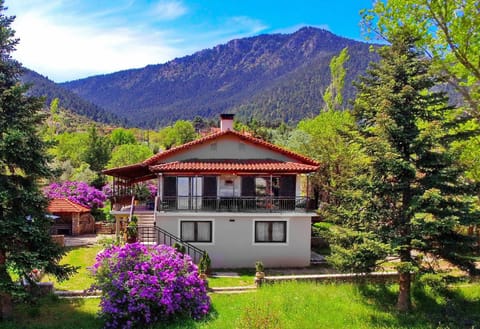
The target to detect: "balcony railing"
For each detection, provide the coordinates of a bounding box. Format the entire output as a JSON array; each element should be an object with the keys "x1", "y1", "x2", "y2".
[{"x1": 156, "y1": 196, "x2": 313, "y2": 212}]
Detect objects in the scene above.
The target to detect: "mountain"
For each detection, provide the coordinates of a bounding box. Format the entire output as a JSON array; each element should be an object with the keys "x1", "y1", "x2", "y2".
[
  {"x1": 56, "y1": 27, "x2": 379, "y2": 128},
  {"x1": 21, "y1": 69, "x2": 127, "y2": 126}
]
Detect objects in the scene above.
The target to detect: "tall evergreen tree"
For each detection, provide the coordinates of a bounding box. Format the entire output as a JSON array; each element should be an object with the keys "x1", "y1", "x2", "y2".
[
  {"x1": 0, "y1": 2, "x2": 75, "y2": 319},
  {"x1": 328, "y1": 29, "x2": 479, "y2": 311}
]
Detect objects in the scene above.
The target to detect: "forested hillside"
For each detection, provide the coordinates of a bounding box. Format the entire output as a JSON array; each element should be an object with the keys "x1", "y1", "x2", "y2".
[
  {"x1": 21, "y1": 69, "x2": 127, "y2": 126},
  {"x1": 60, "y1": 27, "x2": 378, "y2": 128}
]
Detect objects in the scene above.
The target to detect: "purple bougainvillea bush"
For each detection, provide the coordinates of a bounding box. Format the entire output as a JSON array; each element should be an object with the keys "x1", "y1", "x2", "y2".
[
  {"x1": 90, "y1": 243, "x2": 210, "y2": 329},
  {"x1": 43, "y1": 181, "x2": 107, "y2": 208}
]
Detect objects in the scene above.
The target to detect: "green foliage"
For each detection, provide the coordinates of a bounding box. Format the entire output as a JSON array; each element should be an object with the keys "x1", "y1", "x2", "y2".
[
  {"x1": 198, "y1": 252, "x2": 211, "y2": 274},
  {"x1": 158, "y1": 120, "x2": 197, "y2": 149},
  {"x1": 362, "y1": 0, "x2": 480, "y2": 121},
  {"x1": 107, "y1": 143, "x2": 153, "y2": 168},
  {"x1": 51, "y1": 132, "x2": 89, "y2": 167},
  {"x1": 255, "y1": 261, "x2": 264, "y2": 272},
  {"x1": 284, "y1": 109, "x2": 366, "y2": 208},
  {"x1": 126, "y1": 219, "x2": 138, "y2": 241},
  {"x1": 81, "y1": 125, "x2": 111, "y2": 172},
  {"x1": 172, "y1": 242, "x2": 186, "y2": 254},
  {"x1": 322, "y1": 47, "x2": 350, "y2": 112},
  {"x1": 329, "y1": 29, "x2": 479, "y2": 310},
  {"x1": 109, "y1": 128, "x2": 136, "y2": 147},
  {"x1": 0, "y1": 1, "x2": 76, "y2": 317}
]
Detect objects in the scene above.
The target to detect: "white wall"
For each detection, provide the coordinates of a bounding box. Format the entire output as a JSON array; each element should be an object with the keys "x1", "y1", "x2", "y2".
[
  {"x1": 165, "y1": 136, "x2": 299, "y2": 163},
  {"x1": 156, "y1": 212, "x2": 312, "y2": 268}
]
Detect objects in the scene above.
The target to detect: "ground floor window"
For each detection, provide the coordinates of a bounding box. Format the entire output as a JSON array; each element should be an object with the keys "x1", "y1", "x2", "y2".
[
  {"x1": 255, "y1": 221, "x2": 286, "y2": 243},
  {"x1": 181, "y1": 221, "x2": 212, "y2": 242}
]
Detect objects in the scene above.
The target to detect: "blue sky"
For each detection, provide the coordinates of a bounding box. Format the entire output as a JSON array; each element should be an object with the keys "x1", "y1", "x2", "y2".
[{"x1": 9, "y1": 0, "x2": 375, "y2": 82}]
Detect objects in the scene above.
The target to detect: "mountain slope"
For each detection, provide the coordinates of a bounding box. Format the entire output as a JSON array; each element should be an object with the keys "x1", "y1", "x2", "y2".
[
  {"x1": 61, "y1": 27, "x2": 378, "y2": 128},
  {"x1": 21, "y1": 69, "x2": 127, "y2": 126}
]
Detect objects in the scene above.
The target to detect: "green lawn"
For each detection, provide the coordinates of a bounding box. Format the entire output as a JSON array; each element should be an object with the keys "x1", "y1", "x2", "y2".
[
  {"x1": 5, "y1": 245, "x2": 479, "y2": 328},
  {"x1": 42, "y1": 245, "x2": 103, "y2": 291},
  {"x1": 3, "y1": 281, "x2": 480, "y2": 329},
  {"x1": 42, "y1": 245, "x2": 256, "y2": 290}
]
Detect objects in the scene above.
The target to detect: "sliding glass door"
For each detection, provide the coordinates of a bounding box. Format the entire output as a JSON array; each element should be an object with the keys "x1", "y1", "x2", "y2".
[{"x1": 177, "y1": 177, "x2": 202, "y2": 210}]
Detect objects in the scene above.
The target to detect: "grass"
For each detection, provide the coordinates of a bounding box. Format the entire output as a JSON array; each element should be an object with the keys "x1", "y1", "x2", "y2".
[
  {"x1": 42, "y1": 245, "x2": 103, "y2": 291},
  {"x1": 7, "y1": 244, "x2": 478, "y2": 328},
  {"x1": 4, "y1": 281, "x2": 480, "y2": 329},
  {"x1": 42, "y1": 245, "x2": 256, "y2": 289},
  {"x1": 207, "y1": 268, "x2": 255, "y2": 287}
]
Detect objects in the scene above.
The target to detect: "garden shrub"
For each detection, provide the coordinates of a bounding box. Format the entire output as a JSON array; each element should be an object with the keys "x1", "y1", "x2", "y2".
[{"x1": 91, "y1": 243, "x2": 210, "y2": 329}]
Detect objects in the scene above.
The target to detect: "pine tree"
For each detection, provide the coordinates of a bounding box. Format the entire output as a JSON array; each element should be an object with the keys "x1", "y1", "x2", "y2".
[
  {"x1": 328, "y1": 29, "x2": 479, "y2": 311},
  {"x1": 0, "y1": 2, "x2": 76, "y2": 319}
]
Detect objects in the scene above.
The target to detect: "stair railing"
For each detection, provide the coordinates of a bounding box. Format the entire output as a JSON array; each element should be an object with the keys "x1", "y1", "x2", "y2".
[{"x1": 137, "y1": 223, "x2": 206, "y2": 264}]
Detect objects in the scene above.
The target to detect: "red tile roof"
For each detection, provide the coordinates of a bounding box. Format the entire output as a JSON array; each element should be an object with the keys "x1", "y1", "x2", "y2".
[
  {"x1": 150, "y1": 159, "x2": 318, "y2": 174},
  {"x1": 143, "y1": 130, "x2": 320, "y2": 166},
  {"x1": 47, "y1": 198, "x2": 90, "y2": 213},
  {"x1": 103, "y1": 129, "x2": 320, "y2": 179}
]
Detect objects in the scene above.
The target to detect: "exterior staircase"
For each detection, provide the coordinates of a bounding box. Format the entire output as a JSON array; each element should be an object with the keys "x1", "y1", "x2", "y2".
[{"x1": 134, "y1": 211, "x2": 155, "y2": 227}]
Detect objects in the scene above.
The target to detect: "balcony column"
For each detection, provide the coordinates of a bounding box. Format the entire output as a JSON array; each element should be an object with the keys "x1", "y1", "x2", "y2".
[
  {"x1": 270, "y1": 174, "x2": 273, "y2": 212},
  {"x1": 306, "y1": 174, "x2": 310, "y2": 211},
  {"x1": 157, "y1": 173, "x2": 163, "y2": 209}
]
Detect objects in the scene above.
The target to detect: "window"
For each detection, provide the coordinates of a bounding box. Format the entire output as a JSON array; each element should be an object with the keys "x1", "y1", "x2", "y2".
[
  {"x1": 255, "y1": 221, "x2": 286, "y2": 243},
  {"x1": 181, "y1": 221, "x2": 212, "y2": 242},
  {"x1": 255, "y1": 177, "x2": 280, "y2": 197}
]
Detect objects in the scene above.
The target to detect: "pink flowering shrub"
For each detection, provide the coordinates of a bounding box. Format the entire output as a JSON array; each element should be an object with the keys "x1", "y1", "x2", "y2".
[
  {"x1": 44, "y1": 181, "x2": 107, "y2": 208},
  {"x1": 91, "y1": 243, "x2": 210, "y2": 329}
]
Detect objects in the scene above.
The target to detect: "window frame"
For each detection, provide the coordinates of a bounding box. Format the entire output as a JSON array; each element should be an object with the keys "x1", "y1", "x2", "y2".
[
  {"x1": 254, "y1": 220, "x2": 287, "y2": 243},
  {"x1": 180, "y1": 220, "x2": 213, "y2": 243}
]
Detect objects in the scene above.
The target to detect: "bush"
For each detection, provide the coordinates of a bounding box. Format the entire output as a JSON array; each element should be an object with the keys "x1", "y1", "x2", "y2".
[
  {"x1": 43, "y1": 181, "x2": 107, "y2": 208},
  {"x1": 90, "y1": 243, "x2": 210, "y2": 329}
]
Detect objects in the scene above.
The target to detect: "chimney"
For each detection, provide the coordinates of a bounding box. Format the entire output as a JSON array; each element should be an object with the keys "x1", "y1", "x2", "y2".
[{"x1": 220, "y1": 113, "x2": 234, "y2": 132}]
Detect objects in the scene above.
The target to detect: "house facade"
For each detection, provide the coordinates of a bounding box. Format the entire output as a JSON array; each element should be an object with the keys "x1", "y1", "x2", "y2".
[{"x1": 104, "y1": 114, "x2": 320, "y2": 268}]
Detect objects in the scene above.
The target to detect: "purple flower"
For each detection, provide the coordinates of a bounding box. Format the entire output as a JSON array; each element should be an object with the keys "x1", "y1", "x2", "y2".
[
  {"x1": 43, "y1": 181, "x2": 107, "y2": 208},
  {"x1": 90, "y1": 243, "x2": 210, "y2": 329}
]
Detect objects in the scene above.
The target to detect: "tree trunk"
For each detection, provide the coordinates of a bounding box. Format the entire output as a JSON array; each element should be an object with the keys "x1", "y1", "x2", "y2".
[
  {"x1": 396, "y1": 272, "x2": 411, "y2": 312},
  {"x1": 0, "y1": 250, "x2": 13, "y2": 320}
]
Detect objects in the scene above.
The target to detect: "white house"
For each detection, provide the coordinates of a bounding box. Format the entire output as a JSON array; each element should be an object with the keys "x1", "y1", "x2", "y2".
[{"x1": 104, "y1": 114, "x2": 320, "y2": 268}]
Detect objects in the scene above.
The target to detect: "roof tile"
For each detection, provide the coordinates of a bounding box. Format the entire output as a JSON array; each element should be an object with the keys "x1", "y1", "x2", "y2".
[
  {"x1": 150, "y1": 159, "x2": 318, "y2": 173},
  {"x1": 47, "y1": 198, "x2": 91, "y2": 213}
]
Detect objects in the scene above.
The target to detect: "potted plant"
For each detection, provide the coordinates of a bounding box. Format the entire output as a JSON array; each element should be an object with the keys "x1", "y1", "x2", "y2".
[
  {"x1": 255, "y1": 260, "x2": 265, "y2": 279},
  {"x1": 198, "y1": 252, "x2": 211, "y2": 279},
  {"x1": 134, "y1": 183, "x2": 152, "y2": 204},
  {"x1": 125, "y1": 216, "x2": 138, "y2": 243}
]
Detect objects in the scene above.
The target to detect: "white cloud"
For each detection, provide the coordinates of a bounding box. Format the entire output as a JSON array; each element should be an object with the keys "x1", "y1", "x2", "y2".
[
  {"x1": 151, "y1": 0, "x2": 187, "y2": 20},
  {"x1": 228, "y1": 16, "x2": 268, "y2": 35},
  {"x1": 11, "y1": 6, "x2": 182, "y2": 82},
  {"x1": 8, "y1": 1, "x2": 268, "y2": 82}
]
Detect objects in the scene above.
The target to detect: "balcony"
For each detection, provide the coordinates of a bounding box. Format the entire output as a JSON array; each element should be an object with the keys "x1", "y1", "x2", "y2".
[{"x1": 157, "y1": 196, "x2": 313, "y2": 213}]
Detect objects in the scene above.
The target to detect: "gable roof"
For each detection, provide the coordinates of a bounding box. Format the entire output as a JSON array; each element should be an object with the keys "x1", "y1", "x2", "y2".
[
  {"x1": 47, "y1": 198, "x2": 91, "y2": 213},
  {"x1": 144, "y1": 129, "x2": 319, "y2": 166},
  {"x1": 103, "y1": 129, "x2": 320, "y2": 180}
]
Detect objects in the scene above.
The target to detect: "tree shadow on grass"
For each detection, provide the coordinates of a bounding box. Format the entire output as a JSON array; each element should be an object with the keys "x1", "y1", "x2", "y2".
[
  {"x1": 356, "y1": 282, "x2": 480, "y2": 329},
  {"x1": 5, "y1": 294, "x2": 218, "y2": 329},
  {"x1": 4, "y1": 294, "x2": 102, "y2": 329}
]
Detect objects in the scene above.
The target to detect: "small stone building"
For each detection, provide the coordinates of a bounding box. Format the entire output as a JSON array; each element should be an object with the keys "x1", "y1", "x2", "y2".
[{"x1": 47, "y1": 198, "x2": 95, "y2": 236}]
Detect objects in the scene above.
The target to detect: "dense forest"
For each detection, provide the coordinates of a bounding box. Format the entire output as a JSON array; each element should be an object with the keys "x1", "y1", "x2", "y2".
[
  {"x1": 54, "y1": 27, "x2": 378, "y2": 128},
  {"x1": 21, "y1": 69, "x2": 127, "y2": 126}
]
